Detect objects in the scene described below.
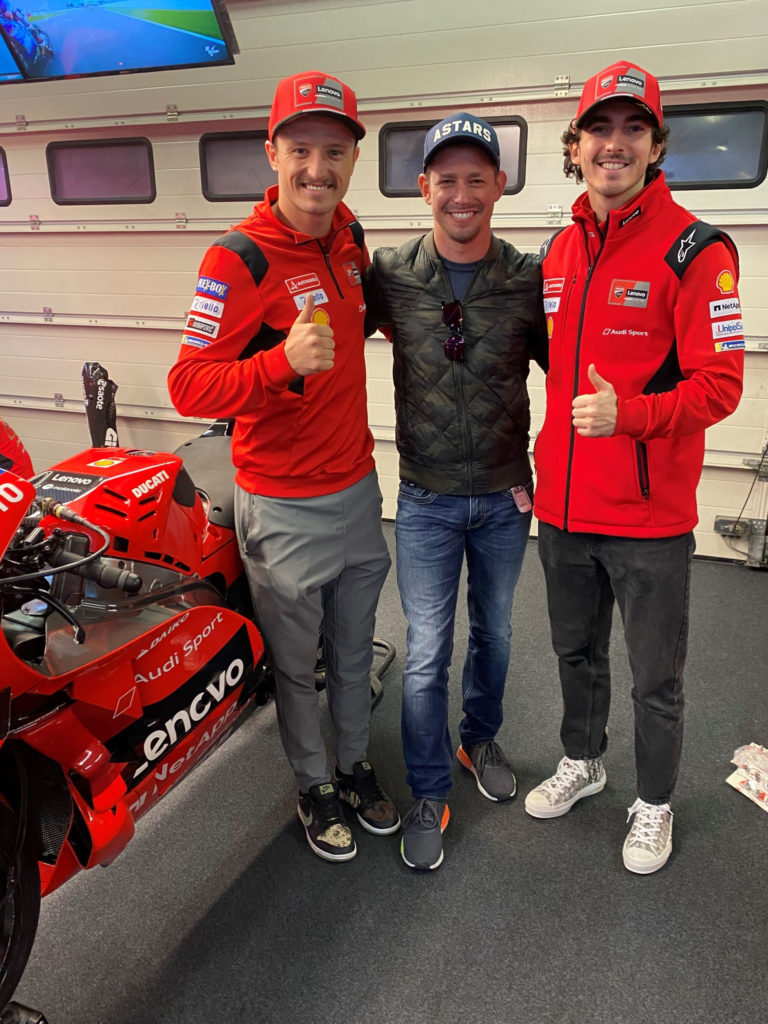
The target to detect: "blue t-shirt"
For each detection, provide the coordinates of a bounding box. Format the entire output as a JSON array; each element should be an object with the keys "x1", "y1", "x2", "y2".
[{"x1": 440, "y1": 256, "x2": 478, "y2": 301}]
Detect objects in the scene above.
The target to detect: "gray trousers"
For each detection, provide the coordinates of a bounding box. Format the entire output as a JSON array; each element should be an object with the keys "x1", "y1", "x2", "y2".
[{"x1": 235, "y1": 470, "x2": 391, "y2": 792}]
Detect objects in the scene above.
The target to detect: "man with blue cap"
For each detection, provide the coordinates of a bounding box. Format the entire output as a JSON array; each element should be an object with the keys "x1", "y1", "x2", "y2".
[{"x1": 364, "y1": 112, "x2": 548, "y2": 870}]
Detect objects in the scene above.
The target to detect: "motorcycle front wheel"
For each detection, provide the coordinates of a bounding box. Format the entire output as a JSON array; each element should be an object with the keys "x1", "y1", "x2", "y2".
[{"x1": 0, "y1": 802, "x2": 40, "y2": 1011}]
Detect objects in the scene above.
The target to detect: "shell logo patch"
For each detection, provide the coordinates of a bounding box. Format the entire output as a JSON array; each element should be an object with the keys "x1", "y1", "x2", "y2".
[
  {"x1": 716, "y1": 270, "x2": 735, "y2": 294},
  {"x1": 312, "y1": 309, "x2": 331, "y2": 326},
  {"x1": 546, "y1": 315, "x2": 554, "y2": 339}
]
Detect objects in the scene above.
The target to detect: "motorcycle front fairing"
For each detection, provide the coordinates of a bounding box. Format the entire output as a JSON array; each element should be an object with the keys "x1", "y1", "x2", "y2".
[{"x1": 0, "y1": 456, "x2": 265, "y2": 895}]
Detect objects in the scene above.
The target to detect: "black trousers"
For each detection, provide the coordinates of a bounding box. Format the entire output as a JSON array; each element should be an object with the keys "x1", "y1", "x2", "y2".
[{"x1": 538, "y1": 522, "x2": 695, "y2": 804}]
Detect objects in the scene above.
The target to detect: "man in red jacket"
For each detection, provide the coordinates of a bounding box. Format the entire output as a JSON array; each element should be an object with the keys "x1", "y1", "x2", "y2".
[
  {"x1": 168, "y1": 71, "x2": 397, "y2": 863},
  {"x1": 525, "y1": 61, "x2": 744, "y2": 873}
]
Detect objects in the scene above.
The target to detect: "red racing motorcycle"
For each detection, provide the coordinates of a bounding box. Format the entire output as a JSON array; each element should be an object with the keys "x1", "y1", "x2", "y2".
[{"x1": 0, "y1": 423, "x2": 271, "y2": 1020}]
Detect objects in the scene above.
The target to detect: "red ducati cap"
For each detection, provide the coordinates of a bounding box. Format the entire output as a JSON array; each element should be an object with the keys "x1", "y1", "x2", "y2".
[
  {"x1": 576, "y1": 61, "x2": 663, "y2": 127},
  {"x1": 268, "y1": 70, "x2": 366, "y2": 141}
]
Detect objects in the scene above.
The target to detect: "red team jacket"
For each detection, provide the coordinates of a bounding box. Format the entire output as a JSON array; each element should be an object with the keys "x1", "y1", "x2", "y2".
[
  {"x1": 534, "y1": 172, "x2": 745, "y2": 538},
  {"x1": 168, "y1": 185, "x2": 375, "y2": 498}
]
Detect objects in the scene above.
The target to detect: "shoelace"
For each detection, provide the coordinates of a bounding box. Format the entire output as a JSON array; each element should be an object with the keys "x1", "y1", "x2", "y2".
[
  {"x1": 404, "y1": 799, "x2": 441, "y2": 830},
  {"x1": 472, "y1": 741, "x2": 506, "y2": 772},
  {"x1": 625, "y1": 798, "x2": 671, "y2": 846},
  {"x1": 542, "y1": 757, "x2": 587, "y2": 798},
  {"x1": 354, "y1": 770, "x2": 386, "y2": 805},
  {"x1": 313, "y1": 788, "x2": 346, "y2": 828}
]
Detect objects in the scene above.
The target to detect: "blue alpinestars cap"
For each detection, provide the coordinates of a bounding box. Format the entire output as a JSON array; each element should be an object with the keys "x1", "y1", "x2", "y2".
[{"x1": 423, "y1": 112, "x2": 501, "y2": 170}]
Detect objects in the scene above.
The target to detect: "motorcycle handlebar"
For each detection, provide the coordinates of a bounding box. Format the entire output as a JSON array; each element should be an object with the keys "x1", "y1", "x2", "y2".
[{"x1": 49, "y1": 549, "x2": 143, "y2": 594}]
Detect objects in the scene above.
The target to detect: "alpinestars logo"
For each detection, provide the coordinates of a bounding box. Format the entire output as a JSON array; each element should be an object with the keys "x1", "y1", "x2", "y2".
[{"x1": 677, "y1": 229, "x2": 697, "y2": 264}]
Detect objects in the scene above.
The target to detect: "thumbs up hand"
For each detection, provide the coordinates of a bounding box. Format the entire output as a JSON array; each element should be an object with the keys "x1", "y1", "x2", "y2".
[
  {"x1": 283, "y1": 293, "x2": 335, "y2": 376},
  {"x1": 572, "y1": 363, "x2": 618, "y2": 437}
]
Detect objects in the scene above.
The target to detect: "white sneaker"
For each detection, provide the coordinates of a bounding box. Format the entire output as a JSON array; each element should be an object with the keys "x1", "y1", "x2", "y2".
[
  {"x1": 524, "y1": 755, "x2": 606, "y2": 819},
  {"x1": 622, "y1": 798, "x2": 673, "y2": 874}
]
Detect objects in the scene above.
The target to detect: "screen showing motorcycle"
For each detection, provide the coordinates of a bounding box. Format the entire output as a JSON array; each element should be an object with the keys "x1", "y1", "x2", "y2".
[
  {"x1": 0, "y1": 14, "x2": 24, "y2": 81},
  {"x1": 0, "y1": 0, "x2": 237, "y2": 82}
]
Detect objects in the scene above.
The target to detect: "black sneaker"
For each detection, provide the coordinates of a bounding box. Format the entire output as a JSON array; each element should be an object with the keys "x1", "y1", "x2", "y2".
[
  {"x1": 297, "y1": 782, "x2": 356, "y2": 862},
  {"x1": 400, "y1": 799, "x2": 450, "y2": 871},
  {"x1": 335, "y1": 761, "x2": 400, "y2": 835},
  {"x1": 457, "y1": 741, "x2": 517, "y2": 802}
]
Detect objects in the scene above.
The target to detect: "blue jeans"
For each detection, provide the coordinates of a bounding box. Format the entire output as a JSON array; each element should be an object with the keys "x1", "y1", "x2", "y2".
[{"x1": 396, "y1": 481, "x2": 532, "y2": 800}]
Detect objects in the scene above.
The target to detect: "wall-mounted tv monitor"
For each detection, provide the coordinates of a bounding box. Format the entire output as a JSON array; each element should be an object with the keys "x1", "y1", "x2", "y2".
[{"x1": 0, "y1": 0, "x2": 237, "y2": 82}]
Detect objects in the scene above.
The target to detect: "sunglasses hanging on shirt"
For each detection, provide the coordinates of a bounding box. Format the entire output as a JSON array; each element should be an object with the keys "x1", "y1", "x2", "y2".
[{"x1": 441, "y1": 300, "x2": 465, "y2": 362}]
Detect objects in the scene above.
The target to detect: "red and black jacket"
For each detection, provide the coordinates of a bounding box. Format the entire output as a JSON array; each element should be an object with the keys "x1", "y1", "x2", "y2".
[
  {"x1": 534, "y1": 172, "x2": 744, "y2": 538},
  {"x1": 168, "y1": 185, "x2": 375, "y2": 498}
]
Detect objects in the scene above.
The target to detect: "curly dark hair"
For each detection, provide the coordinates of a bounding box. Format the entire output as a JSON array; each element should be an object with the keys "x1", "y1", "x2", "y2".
[{"x1": 561, "y1": 113, "x2": 671, "y2": 184}]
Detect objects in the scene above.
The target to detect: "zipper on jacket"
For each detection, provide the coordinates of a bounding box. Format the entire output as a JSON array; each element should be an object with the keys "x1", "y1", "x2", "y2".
[
  {"x1": 296, "y1": 220, "x2": 356, "y2": 299},
  {"x1": 318, "y1": 242, "x2": 345, "y2": 297},
  {"x1": 563, "y1": 222, "x2": 606, "y2": 529},
  {"x1": 437, "y1": 258, "x2": 478, "y2": 491},
  {"x1": 635, "y1": 441, "x2": 650, "y2": 498}
]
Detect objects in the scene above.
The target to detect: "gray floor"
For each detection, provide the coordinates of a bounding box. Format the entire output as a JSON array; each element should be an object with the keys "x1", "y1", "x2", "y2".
[{"x1": 12, "y1": 525, "x2": 768, "y2": 1024}]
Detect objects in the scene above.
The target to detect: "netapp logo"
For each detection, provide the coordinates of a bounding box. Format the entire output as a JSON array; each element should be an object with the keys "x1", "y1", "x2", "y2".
[{"x1": 709, "y1": 298, "x2": 741, "y2": 319}]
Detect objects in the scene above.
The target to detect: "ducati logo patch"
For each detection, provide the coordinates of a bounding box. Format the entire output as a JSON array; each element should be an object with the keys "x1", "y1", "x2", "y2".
[
  {"x1": 608, "y1": 280, "x2": 650, "y2": 308},
  {"x1": 343, "y1": 262, "x2": 361, "y2": 287}
]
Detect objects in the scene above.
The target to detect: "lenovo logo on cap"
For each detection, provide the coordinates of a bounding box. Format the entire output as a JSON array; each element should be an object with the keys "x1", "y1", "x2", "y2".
[
  {"x1": 316, "y1": 81, "x2": 343, "y2": 109},
  {"x1": 616, "y1": 70, "x2": 646, "y2": 94}
]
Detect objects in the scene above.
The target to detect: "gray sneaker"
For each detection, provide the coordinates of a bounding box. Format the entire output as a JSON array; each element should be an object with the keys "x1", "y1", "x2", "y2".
[
  {"x1": 400, "y1": 799, "x2": 450, "y2": 871},
  {"x1": 525, "y1": 755, "x2": 606, "y2": 818},
  {"x1": 622, "y1": 798, "x2": 673, "y2": 874},
  {"x1": 457, "y1": 741, "x2": 517, "y2": 802}
]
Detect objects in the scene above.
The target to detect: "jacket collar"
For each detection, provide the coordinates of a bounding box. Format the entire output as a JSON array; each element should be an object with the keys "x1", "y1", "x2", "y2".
[
  {"x1": 255, "y1": 184, "x2": 356, "y2": 245},
  {"x1": 571, "y1": 170, "x2": 672, "y2": 237},
  {"x1": 422, "y1": 230, "x2": 502, "y2": 264}
]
